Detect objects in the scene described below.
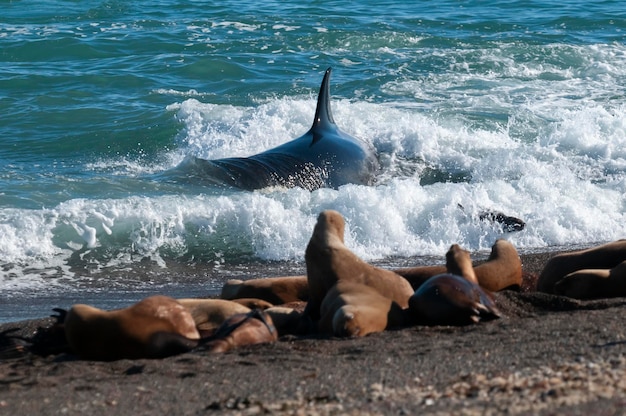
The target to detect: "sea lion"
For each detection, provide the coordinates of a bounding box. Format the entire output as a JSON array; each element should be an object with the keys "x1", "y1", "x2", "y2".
[
  {"x1": 203, "y1": 309, "x2": 278, "y2": 353},
  {"x1": 473, "y1": 239, "x2": 522, "y2": 292},
  {"x1": 478, "y1": 210, "x2": 526, "y2": 232},
  {"x1": 62, "y1": 296, "x2": 200, "y2": 361},
  {"x1": 168, "y1": 68, "x2": 379, "y2": 191},
  {"x1": 395, "y1": 240, "x2": 522, "y2": 292},
  {"x1": 457, "y1": 204, "x2": 525, "y2": 232},
  {"x1": 552, "y1": 260, "x2": 626, "y2": 300},
  {"x1": 230, "y1": 298, "x2": 274, "y2": 310},
  {"x1": 318, "y1": 281, "x2": 405, "y2": 337},
  {"x1": 304, "y1": 210, "x2": 414, "y2": 320},
  {"x1": 537, "y1": 240, "x2": 626, "y2": 293},
  {"x1": 176, "y1": 298, "x2": 251, "y2": 334},
  {"x1": 394, "y1": 265, "x2": 448, "y2": 291},
  {"x1": 445, "y1": 244, "x2": 478, "y2": 284},
  {"x1": 407, "y1": 245, "x2": 500, "y2": 326},
  {"x1": 220, "y1": 276, "x2": 309, "y2": 305}
]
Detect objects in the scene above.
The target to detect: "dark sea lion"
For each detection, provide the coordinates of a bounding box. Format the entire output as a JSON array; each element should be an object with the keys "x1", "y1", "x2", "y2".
[
  {"x1": 0, "y1": 327, "x2": 29, "y2": 359},
  {"x1": 478, "y1": 210, "x2": 526, "y2": 232},
  {"x1": 172, "y1": 68, "x2": 379, "y2": 191},
  {"x1": 304, "y1": 210, "x2": 414, "y2": 320},
  {"x1": 537, "y1": 240, "x2": 626, "y2": 293},
  {"x1": 473, "y1": 239, "x2": 522, "y2": 292},
  {"x1": 457, "y1": 204, "x2": 525, "y2": 232},
  {"x1": 318, "y1": 281, "x2": 405, "y2": 337},
  {"x1": 176, "y1": 298, "x2": 251, "y2": 334},
  {"x1": 203, "y1": 309, "x2": 278, "y2": 353},
  {"x1": 62, "y1": 296, "x2": 200, "y2": 361},
  {"x1": 553, "y1": 260, "x2": 626, "y2": 300},
  {"x1": 263, "y1": 306, "x2": 302, "y2": 336},
  {"x1": 407, "y1": 245, "x2": 500, "y2": 326},
  {"x1": 220, "y1": 276, "x2": 309, "y2": 305}
]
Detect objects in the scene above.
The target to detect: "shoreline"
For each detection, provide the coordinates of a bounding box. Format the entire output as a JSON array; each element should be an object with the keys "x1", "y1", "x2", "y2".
[
  {"x1": 3, "y1": 249, "x2": 626, "y2": 414},
  {"x1": 0, "y1": 246, "x2": 562, "y2": 323}
]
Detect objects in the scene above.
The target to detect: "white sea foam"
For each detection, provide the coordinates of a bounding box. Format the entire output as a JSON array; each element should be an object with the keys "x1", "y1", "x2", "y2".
[
  {"x1": 272, "y1": 24, "x2": 300, "y2": 32},
  {"x1": 211, "y1": 21, "x2": 259, "y2": 32},
  {"x1": 153, "y1": 88, "x2": 204, "y2": 97}
]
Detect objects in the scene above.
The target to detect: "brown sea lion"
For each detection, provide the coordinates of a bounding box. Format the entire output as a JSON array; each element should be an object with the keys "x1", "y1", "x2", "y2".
[
  {"x1": 318, "y1": 281, "x2": 405, "y2": 337},
  {"x1": 203, "y1": 309, "x2": 278, "y2": 353},
  {"x1": 407, "y1": 245, "x2": 500, "y2": 326},
  {"x1": 393, "y1": 265, "x2": 448, "y2": 290},
  {"x1": 304, "y1": 210, "x2": 414, "y2": 320},
  {"x1": 552, "y1": 260, "x2": 626, "y2": 300},
  {"x1": 220, "y1": 276, "x2": 309, "y2": 305},
  {"x1": 230, "y1": 298, "x2": 274, "y2": 310},
  {"x1": 63, "y1": 296, "x2": 200, "y2": 361},
  {"x1": 473, "y1": 239, "x2": 522, "y2": 292},
  {"x1": 395, "y1": 240, "x2": 522, "y2": 292},
  {"x1": 176, "y1": 298, "x2": 251, "y2": 334},
  {"x1": 445, "y1": 244, "x2": 478, "y2": 284},
  {"x1": 537, "y1": 240, "x2": 626, "y2": 293}
]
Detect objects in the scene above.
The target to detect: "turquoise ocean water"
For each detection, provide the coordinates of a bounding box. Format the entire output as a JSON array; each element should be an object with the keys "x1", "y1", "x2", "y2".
[{"x1": 1, "y1": 0, "x2": 625, "y2": 321}]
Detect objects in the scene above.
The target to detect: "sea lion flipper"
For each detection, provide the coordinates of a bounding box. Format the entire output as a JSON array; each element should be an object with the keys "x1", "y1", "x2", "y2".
[
  {"x1": 202, "y1": 310, "x2": 278, "y2": 353},
  {"x1": 473, "y1": 300, "x2": 501, "y2": 321}
]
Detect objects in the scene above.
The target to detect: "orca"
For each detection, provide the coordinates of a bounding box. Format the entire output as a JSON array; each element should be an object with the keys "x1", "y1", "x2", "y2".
[{"x1": 176, "y1": 68, "x2": 380, "y2": 191}]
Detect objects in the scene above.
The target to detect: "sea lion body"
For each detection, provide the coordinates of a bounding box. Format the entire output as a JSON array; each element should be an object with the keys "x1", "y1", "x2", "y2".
[
  {"x1": 537, "y1": 240, "x2": 626, "y2": 293},
  {"x1": 319, "y1": 281, "x2": 404, "y2": 337},
  {"x1": 394, "y1": 265, "x2": 448, "y2": 290},
  {"x1": 553, "y1": 260, "x2": 626, "y2": 299},
  {"x1": 63, "y1": 296, "x2": 200, "y2": 361},
  {"x1": 230, "y1": 298, "x2": 274, "y2": 310},
  {"x1": 478, "y1": 210, "x2": 526, "y2": 232},
  {"x1": 473, "y1": 239, "x2": 522, "y2": 291},
  {"x1": 304, "y1": 210, "x2": 414, "y2": 320},
  {"x1": 407, "y1": 245, "x2": 500, "y2": 326},
  {"x1": 176, "y1": 298, "x2": 251, "y2": 333},
  {"x1": 221, "y1": 276, "x2": 309, "y2": 305},
  {"x1": 395, "y1": 240, "x2": 522, "y2": 292}
]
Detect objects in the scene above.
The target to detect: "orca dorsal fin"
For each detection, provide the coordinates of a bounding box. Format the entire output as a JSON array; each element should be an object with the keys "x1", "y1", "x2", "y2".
[{"x1": 310, "y1": 68, "x2": 336, "y2": 145}]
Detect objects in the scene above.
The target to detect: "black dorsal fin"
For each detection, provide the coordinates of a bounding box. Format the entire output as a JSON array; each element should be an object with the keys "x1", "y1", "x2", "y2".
[{"x1": 310, "y1": 68, "x2": 336, "y2": 145}]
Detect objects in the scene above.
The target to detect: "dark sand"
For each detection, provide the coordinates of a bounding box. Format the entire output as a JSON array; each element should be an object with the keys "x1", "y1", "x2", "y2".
[{"x1": 2, "y1": 251, "x2": 626, "y2": 415}]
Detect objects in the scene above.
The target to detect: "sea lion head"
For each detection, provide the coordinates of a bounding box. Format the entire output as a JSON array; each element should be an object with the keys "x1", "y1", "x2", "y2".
[
  {"x1": 312, "y1": 209, "x2": 345, "y2": 245},
  {"x1": 489, "y1": 239, "x2": 521, "y2": 264},
  {"x1": 408, "y1": 274, "x2": 500, "y2": 325},
  {"x1": 445, "y1": 244, "x2": 478, "y2": 284}
]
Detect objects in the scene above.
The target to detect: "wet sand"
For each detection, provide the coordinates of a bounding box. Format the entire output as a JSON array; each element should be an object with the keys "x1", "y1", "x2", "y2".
[{"x1": 2, "y1": 250, "x2": 626, "y2": 415}]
